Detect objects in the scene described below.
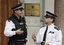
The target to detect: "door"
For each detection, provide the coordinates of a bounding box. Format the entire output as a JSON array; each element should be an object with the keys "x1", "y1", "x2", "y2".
[{"x1": 0, "y1": 0, "x2": 18, "y2": 45}]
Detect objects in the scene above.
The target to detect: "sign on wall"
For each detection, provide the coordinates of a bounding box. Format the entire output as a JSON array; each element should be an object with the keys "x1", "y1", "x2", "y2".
[{"x1": 25, "y1": 3, "x2": 40, "y2": 16}]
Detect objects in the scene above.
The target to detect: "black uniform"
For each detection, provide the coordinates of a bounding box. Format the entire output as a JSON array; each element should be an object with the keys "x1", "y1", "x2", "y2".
[{"x1": 8, "y1": 14, "x2": 27, "y2": 45}]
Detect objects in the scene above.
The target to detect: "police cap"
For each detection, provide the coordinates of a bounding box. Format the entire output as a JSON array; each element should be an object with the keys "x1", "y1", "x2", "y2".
[
  {"x1": 11, "y1": 3, "x2": 24, "y2": 10},
  {"x1": 45, "y1": 11, "x2": 57, "y2": 18}
]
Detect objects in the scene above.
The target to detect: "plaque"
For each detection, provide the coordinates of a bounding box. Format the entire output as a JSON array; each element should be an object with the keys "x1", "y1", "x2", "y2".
[{"x1": 25, "y1": 3, "x2": 40, "y2": 16}]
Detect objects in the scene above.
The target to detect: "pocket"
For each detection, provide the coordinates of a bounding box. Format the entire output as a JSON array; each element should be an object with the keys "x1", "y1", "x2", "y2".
[{"x1": 48, "y1": 33, "x2": 54, "y2": 37}]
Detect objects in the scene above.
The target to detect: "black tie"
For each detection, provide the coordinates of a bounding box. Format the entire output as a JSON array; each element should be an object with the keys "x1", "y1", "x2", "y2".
[
  {"x1": 43, "y1": 26, "x2": 48, "y2": 41},
  {"x1": 41, "y1": 26, "x2": 48, "y2": 45}
]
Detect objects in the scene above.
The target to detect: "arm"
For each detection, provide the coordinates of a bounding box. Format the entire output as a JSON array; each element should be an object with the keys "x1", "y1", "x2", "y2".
[
  {"x1": 4, "y1": 20, "x2": 16, "y2": 37},
  {"x1": 36, "y1": 31, "x2": 42, "y2": 44},
  {"x1": 32, "y1": 29, "x2": 42, "y2": 44},
  {"x1": 32, "y1": 33, "x2": 36, "y2": 42}
]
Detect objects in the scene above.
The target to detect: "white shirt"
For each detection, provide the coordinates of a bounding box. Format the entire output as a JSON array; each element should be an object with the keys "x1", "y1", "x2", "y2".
[
  {"x1": 4, "y1": 20, "x2": 16, "y2": 37},
  {"x1": 36, "y1": 23, "x2": 62, "y2": 45}
]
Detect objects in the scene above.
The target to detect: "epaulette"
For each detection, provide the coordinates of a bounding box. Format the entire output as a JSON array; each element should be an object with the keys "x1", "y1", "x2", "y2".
[
  {"x1": 8, "y1": 19, "x2": 11, "y2": 22},
  {"x1": 54, "y1": 26, "x2": 60, "y2": 31},
  {"x1": 7, "y1": 17, "x2": 12, "y2": 22}
]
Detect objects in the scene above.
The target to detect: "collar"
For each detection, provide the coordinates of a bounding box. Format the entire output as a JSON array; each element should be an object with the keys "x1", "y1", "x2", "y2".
[
  {"x1": 46, "y1": 23, "x2": 55, "y2": 28},
  {"x1": 12, "y1": 14, "x2": 22, "y2": 22}
]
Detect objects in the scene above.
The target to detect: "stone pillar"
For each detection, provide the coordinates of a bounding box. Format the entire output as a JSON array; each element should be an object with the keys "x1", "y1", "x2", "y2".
[{"x1": 55, "y1": 0, "x2": 64, "y2": 45}]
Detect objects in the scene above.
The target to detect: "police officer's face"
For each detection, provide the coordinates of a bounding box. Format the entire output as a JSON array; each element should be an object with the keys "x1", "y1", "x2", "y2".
[
  {"x1": 15, "y1": 10, "x2": 23, "y2": 16},
  {"x1": 44, "y1": 17, "x2": 53, "y2": 24}
]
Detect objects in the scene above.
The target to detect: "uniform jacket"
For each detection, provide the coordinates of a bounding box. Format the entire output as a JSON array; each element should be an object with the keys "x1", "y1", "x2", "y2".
[
  {"x1": 36, "y1": 24, "x2": 62, "y2": 45},
  {"x1": 4, "y1": 14, "x2": 27, "y2": 40}
]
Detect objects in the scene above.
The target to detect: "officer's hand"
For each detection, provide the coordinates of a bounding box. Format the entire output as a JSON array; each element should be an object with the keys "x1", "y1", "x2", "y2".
[
  {"x1": 32, "y1": 33, "x2": 36, "y2": 41},
  {"x1": 44, "y1": 42, "x2": 49, "y2": 45},
  {"x1": 16, "y1": 28, "x2": 24, "y2": 35}
]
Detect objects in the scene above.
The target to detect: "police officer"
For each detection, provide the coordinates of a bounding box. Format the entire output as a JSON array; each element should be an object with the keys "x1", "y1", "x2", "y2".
[
  {"x1": 4, "y1": 4, "x2": 27, "y2": 45},
  {"x1": 32, "y1": 11, "x2": 62, "y2": 45}
]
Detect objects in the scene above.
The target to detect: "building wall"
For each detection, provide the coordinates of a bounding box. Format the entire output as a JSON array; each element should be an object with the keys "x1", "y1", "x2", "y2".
[
  {"x1": 45, "y1": 0, "x2": 54, "y2": 13},
  {"x1": 25, "y1": 0, "x2": 40, "y2": 3},
  {"x1": 20, "y1": 0, "x2": 54, "y2": 45},
  {"x1": 25, "y1": 1, "x2": 42, "y2": 45},
  {"x1": 55, "y1": 0, "x2": 64, "y2": 45}
]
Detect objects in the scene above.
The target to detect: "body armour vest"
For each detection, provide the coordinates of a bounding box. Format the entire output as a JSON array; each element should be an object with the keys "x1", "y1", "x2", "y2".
[{"x1": 8, "y1": 14, "x2": 27, "y2": 40}]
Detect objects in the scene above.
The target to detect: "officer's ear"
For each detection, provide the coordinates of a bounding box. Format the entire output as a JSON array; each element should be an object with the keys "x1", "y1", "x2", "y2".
[{"x1": 50, "y1": 18, "x2": 54, "y2": 22}]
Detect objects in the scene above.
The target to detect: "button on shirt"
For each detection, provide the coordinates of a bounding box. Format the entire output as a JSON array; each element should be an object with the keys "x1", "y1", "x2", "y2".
[{"x1": 36, "y1": 24, "x2": 62, "y2": 45}]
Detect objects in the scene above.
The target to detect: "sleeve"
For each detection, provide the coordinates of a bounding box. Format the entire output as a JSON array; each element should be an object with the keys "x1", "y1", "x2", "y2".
[
  {"x1": 35, "y1": 28, "x2": 42, "y2": 44},
  {"x1": 49, "y1": 30, "x2": 62, "y2": 45},
  {"x1": 4, "y1": 20, "x2": 16, "y2": 37}
]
